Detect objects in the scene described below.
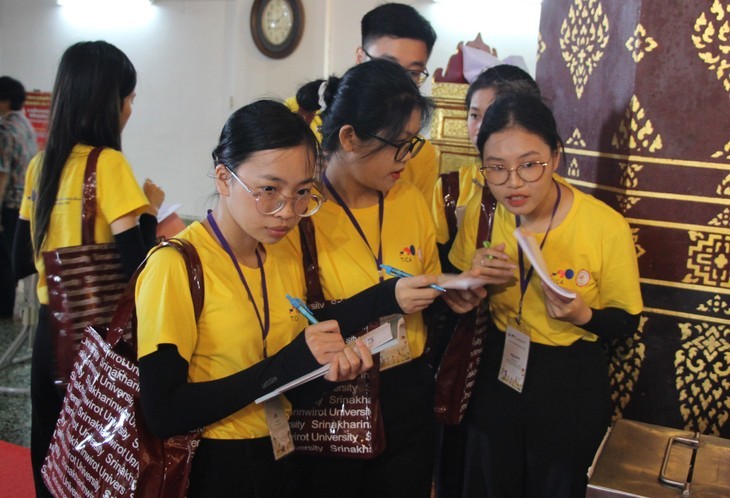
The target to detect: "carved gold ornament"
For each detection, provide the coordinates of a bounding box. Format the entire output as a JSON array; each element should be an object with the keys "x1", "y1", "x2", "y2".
[
  {"x1": 625, "y1": 24, "x2": 659, "y2": 63},
  {"x1": 692, "y1": 0, "x2": 730, "y2": 96},
  {"x1": 709, "y1": 208, "x2": 730, "y2": 227},
  {"x1": 537, "y1": 31, "x2": 547, "y2": 63},
  {"x1": 698, "y1": 295, "x2": 730, "y2": 316},
  {"x1": 611, "y1": 95, "x2": 663, "y2": 153},
  {"x1": 712, "y1": 140, "x2": 730, "y2": 160},
  {"x1": 559, "y1": 0, "x2": 609, "y2": 99},
  {"x1": 718, "y1": 173, "x2": 730, "y2": 196},
  {"x1": 675, "y1": 321, "x2": 730, "y2": 435},
  {"x1": 608, "y1": 315, "x2": 647, "y2": 421},
  {"x1": 617, "y1": 194, "x2": 642, "y2": 215},
  {"x1": 683, "y1": 232, "x2": 730, "y2": 288}
]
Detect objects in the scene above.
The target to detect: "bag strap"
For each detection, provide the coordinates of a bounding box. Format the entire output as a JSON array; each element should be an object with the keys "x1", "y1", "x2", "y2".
[
  {"x1": 298, "y1": 216, "x2": 326, "y2": 304},
  {"x1": 106, "y1": 238, "x2": 205, "y2": 354},
  {"x1": 440, "y1": 171, "x2": 461, "y2": 241},
  {"x1": 81, "y1": 146, "x2": 105, "y2": 246},
  {"x1": 476, "y1": 186, "x2": 497, "y2": 250}
]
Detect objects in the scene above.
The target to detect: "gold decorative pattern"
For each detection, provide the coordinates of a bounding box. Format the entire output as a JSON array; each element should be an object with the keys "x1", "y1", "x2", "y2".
[
  {"x1": 712, "y1": 140, "x2": 730, "y2": 160},
  {"x1": 537, "y1": 31, "x2": 547, "y2": 63},
  {"x1": 683, "y1": 232, "x2": 730, "y2": 288},
  {"x1": 611, "y1": 95, "x2": 663, "y2": 153},
  {"x1": 608, "y1": 315, "x2": 647, "y2": 421},
  {"x1": 617, "y1": 194, "x2": 641, "y2": 214},
  {"x1": 619, "y1": 162, "x2": 644, "y2": 188},
  {"x1": 692, "y1": 0, "x2": 730, "y2": 96},
  {"x1": 718, "y1": 173, "x2": 730, "y2": 196},
  {"x1": 709, "y1": 208, "x2": 730, "y2": 227},
  {"x1": 559, "y1": 0, "x2": 610, "y2": 99},
  {"x1": 625, "y1": 23, "x2": 659, "y2": 62},
  {"x1": 698, "y1": 295, "x2": 730, "y2": 316},
  {"x1": 675, "y1": 321, "x2": 730, "y2": 435},
  {"x1": 567, "y1": 157, "x2": 580, "y2": 178},
  {"x1": 631, "y1": 227, "x2": 646, "y2": 259},
  {"x1": 565, "y1": 128, "x2": 587, "y2": 147}
]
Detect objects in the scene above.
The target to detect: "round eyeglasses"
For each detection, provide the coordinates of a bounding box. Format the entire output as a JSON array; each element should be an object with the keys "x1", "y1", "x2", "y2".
[
  {"x1": 479, "y1": 161, "x2": 549, "y2": 186},
  {"x1": 225, "y1": 166, "x2": 324, "y2": 217},
  {"x1": 364, "y1": 133, "x2": 426, "y2": 162},
  {"x1": 361, "y1": 48, "x2": 429, "y2": 86}
]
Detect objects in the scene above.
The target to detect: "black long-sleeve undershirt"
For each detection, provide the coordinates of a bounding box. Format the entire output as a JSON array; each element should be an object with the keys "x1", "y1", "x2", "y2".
[
  {"x1": 139, "y1": 278, "x2": 402, "y2": 439},
  {"x1": 581, "y1": 306, "x2": 641, "y2": 341}
]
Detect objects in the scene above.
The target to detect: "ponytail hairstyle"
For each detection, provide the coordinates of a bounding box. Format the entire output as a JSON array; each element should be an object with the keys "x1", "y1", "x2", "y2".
[
  {"x1": 212, "y1": 99, "x2": 321, "y2": 177},
  {"x1": 297, "y1": 59, "x2": 433, "y2": 156},
  {"x1": 477, "y1": 93, "x2": 563, "y2": 158},
  {"x1": 33, "y1": 40, "x2": 137, "y2": 255}
]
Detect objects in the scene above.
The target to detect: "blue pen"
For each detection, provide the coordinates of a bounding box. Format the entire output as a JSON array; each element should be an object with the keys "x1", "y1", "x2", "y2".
[
  {"x1": 379, "y1": 264, "x2": 447, "y2": 293},
  {"x1": 286, "y1": 294, "x2": 319, "y2": 324}
]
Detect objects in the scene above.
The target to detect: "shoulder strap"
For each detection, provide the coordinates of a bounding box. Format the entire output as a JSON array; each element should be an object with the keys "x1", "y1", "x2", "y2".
[
  {"x1": 476, "y1": 186, "x2": 497, "y2": 249},
  {"x1": 298, "y1": 216, "x2": 326, "y2": 305},
  {"x1": 81, "y1": 146, "x2": 105, "y2": 245},
  {"x1": 440, "y1": 171, "x2": 461, "y2": 241},
  {"x1": 106, "y1": 237, "x2": 205, "y2": 355}
]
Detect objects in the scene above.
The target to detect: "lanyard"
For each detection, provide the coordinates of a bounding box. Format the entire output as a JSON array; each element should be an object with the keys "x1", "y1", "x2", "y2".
[
  {"x1": 323, "y1": 174, "x2": 385, "y2": 282},
  {"x1": 207, "y1": 210, "x2": 271, "y2": 357},
  {"x1": 515, "y1": 180, "x2": 561, "y2": 324}
]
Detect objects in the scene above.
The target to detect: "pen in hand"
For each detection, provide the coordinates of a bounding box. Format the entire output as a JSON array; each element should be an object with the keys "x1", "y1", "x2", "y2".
[
  {"x1": 379, "y1": 264, "x2": 447, "y2": 293},
  {"x1": 483, "y1": 240, "x2": 494, "y2": 260},
  {"x1": 286, "y1": 294, "x2": 319, "y2": 324}
]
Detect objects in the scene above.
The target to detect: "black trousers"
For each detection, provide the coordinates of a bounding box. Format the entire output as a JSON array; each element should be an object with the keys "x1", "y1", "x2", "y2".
[
  {"x1": 0, "y1": 205, "x2": 18, "y2": 317},
  {"x1": 463, "y1": 331, "x2": 611, "y2": 498},
  {"x1": 30, "y1": 306, "x2": 64, "y2": 498},
  {"x1": 292, "y1": 356, "x2": 437, "y2": 498}
]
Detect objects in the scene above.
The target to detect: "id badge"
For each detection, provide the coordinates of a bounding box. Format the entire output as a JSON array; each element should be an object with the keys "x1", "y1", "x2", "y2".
[
  {"x1": 498, "y1": 321, "x2": 530, "y2": 393},
  {"x1": 264, "y1": 396, "x2": 295, "y2": 460},
  {"x1": 379, "y1": 315, "x2": 412, "y2": 370}
]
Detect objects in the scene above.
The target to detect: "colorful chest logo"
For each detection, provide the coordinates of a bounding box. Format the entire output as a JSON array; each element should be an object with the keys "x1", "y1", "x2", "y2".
[
  {"x1": 551, "y1": 268, "x2": 591, "y2": 288},
  {"x1": 399, "y1": 244, "x2": 423, "y2": 263}
]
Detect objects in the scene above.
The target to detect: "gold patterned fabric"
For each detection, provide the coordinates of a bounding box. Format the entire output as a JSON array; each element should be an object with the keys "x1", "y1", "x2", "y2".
[{"x1": 537, "y1": 0, "x2": 730, "y2": 437}]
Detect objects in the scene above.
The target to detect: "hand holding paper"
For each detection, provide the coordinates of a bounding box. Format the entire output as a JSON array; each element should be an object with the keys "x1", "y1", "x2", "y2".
[{"x1": 513, "y1": 227, "x2": 576, "y2": 300}]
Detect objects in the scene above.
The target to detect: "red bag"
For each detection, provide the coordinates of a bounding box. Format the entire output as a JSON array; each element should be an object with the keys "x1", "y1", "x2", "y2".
[
  {"x1": 43, "y1": 146, "x2": 128, "y2": 388},
  {"x1": 288, "y1": 217, "x2": 386, "y2": 459},
  {"x1": 432, "y1": 181, "x2": 497, "y2": 425},
  {"x1": 42, "y1": 238, "x2": 204, "y2": 498}
]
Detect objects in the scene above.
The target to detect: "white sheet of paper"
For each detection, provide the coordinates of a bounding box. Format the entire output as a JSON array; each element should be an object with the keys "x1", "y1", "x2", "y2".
[
  {"x1": 438, "y1": 273, "x2": 490, "y2": 290},
  {"x1": 254, "y1": 317, "x2": 403, "y2": 404},
  {"x1": 157, "y1": 202, "x2": 182, "y2": 222},
  {"x1": 513, "y1": 227, "x2": 577, "y2": 300}
]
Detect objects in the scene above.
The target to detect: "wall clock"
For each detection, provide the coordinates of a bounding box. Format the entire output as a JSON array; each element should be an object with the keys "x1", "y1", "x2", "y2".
[{"x1": 250, "y1": 0, "x2": 304, "y2": 59}]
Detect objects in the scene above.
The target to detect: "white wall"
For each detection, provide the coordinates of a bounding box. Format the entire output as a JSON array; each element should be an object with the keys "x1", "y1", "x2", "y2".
[{"x1": 0, "y1": 0, "x2": 540, "y2": 218}]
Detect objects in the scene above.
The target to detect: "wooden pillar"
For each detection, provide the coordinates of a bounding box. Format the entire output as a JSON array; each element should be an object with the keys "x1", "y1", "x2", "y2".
[{"x1": 536, "y1": 0, "x2": 730, "y2": 436}]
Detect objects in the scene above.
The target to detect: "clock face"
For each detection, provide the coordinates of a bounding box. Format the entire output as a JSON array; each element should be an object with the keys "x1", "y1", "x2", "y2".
[
  {"x1": 251, "y1": 0, "x2": 303, "y2": 59},
  {"x1": 262, "y1": 0, "x2": 293, "y2": 46}
]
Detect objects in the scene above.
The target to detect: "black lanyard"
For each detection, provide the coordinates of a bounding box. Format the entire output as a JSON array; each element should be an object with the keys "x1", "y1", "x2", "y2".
[
  {"x1": 515, "y1": 180, "x2": 561, "y2": 324},
  {"x1": 323, "y1": 174, "x2": 385, "y2": 282},
  {"x1": 207, "y1": 210, "x2": 271, "y2": 357}
]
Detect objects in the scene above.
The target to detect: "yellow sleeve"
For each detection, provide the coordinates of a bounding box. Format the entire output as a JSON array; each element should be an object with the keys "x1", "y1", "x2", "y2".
[
  {"x1": 19, "y1": 154, "x2": 40, "y2": 220},
  {"x1": 448, "y1": 192, "x2": 481, "y2": 271},
  {"x1": 136, "y1": 245, "x2": 199, "y2": 360},
  {"x1": 97, "y1": 149, "x2": 149, "y2": 223},
  {"x1": 431, "y1": 176, "x2": 449, "y2": 245},
  {"x1": 598, "y1": 215, "x2": 644, "y2": 314}
]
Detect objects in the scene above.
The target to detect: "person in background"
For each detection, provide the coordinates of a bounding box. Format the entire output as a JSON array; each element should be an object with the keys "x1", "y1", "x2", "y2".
[
  {"x1": 137, "y1": 99, "x2": 437, "y2": 497},
  {"x1": 449, "y1": 93, "x2": 643, "y2": 498},
  {"x1": 432, "y1": 64, "x2": 540, "y2": 267},
  {"x1": 12, "y1": 41, "x2": 164, "y2": 498},
  {"x1": 0, "y1": 76, "x2": 37, "y2": 318},
  {"x1": 288, "y1": 59, "x2": 483, "y2": 498},
  {"x1": 289, "y1": 2, "x2": 440, "y2": 202}
]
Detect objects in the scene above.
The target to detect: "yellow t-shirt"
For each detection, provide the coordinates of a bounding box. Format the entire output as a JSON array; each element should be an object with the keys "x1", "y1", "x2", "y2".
[
  {"x1": 19, "y1": 145, "x2": 150, "y2": 304},
  {"x1": 271, "y1": 180, "x2": 441, "y2": 359},
  {"x1": 431, "y1": 162, "x2": 482, "y2": 244},
  {"x1": 285, "y1": 96, "x2": 439, "y2": 203},
  {"x1": 449, "y1": 177, "x2": 643, "y2": 346},
  {"x1": 136, "y1": 222, "x2": 310, "y2": 440}
]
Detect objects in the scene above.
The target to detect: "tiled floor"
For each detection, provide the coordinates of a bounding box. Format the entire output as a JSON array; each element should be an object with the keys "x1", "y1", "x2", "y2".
[{"x1": 0, "y1": 279, "x2": 34, "y2": 448}]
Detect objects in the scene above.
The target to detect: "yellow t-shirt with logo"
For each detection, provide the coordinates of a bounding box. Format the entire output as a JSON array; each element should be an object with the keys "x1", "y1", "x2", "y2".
[
  {"x1": 136, "y1": 222, "x2": 310, "y2": 440},
  {"x1": 19, "y1": 145, "x2": 150, "y2": 304},
  {"x1": 285, "y1": 96, "x2": 439, "y2": 203},
  {"x1": 431, "y1": 162, "x2": 482, "y2": 244},
  {"x1": 272, "y1": 180, "x2": 441, "y2": 359},
  {"x1": 449, "y1": 177, "x2": 643, "y2": 346}
]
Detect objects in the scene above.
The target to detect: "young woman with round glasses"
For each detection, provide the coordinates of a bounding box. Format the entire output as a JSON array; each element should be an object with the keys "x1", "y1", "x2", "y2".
[
  {"x1": 135, "y1": 100, "x2": 440, "y2": 497},
  {"x1": 449, "y1": 93, "x2": 643, "y2": 498}
]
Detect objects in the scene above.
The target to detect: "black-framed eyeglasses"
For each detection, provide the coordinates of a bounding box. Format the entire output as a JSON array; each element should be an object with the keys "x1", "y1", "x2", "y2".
[
  {"x1": 479, "y1": 161, "x2": 549, "y2": 186},
  {"x1": 361, "y1": 48, "x2": 430, "y2": 86},
  {"x1": 225, "y1": 166, "x2": 324, "y2": 217},
  {"x1": 364, "y1": 133, "x2": 425, "y2": 162}
]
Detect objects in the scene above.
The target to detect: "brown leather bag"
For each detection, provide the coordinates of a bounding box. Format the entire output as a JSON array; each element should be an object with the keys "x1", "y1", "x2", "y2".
[
  {"x1": 43, "y1": 146, "x2": 128, "y2": 388},
  {"x1": 42, "y1": 238, "x2": 204, "y2": 498},
  {"x1": 432, "y1": 182, "x2": 497, "y2": 426}
]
